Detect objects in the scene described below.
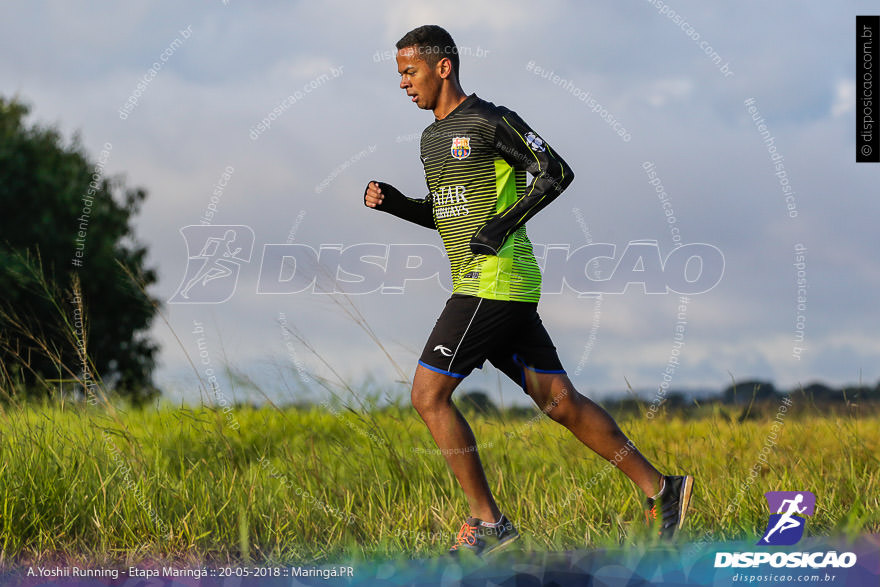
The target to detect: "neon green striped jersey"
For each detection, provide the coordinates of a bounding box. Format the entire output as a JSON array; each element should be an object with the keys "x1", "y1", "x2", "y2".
[{"x1": 371, "y1": 93, "x2": 574, "y2": 302}]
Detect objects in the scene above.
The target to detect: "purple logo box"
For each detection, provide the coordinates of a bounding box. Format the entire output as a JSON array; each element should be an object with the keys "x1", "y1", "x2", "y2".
[{"x1": 764, "y1": 491, "x2": 815, "y2": 516}]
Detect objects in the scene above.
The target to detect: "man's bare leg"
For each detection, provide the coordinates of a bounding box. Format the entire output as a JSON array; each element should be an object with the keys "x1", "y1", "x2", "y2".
[
  {"x1": 523, "y1": 370, "x2": 663, "y2": 497},
  {"x1": 411, "y1": 364, "x2": 502, "y2": 522}
]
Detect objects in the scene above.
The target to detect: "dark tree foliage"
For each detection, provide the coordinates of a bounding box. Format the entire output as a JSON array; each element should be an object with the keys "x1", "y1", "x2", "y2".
[
  {"x1": 0, "y1": 96, "x2": 159, "y2": 403},
  {"x1": 457, "y1": 390, "x2": 500, "y2": 416},
  {"x1": 721, "y1": 379, "x2": 778, "y2": 405}
]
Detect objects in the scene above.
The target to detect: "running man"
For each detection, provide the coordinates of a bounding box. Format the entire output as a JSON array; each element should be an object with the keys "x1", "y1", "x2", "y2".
[
  {"x1": 181, "y1": 229, "x2": 242, "y2": 298},
  {"x1": 364, "y1": 25, "x2": 693, "y2": 556},
  {"x1": 762, "y1": 494, "x2": 807, "y2": 544}
]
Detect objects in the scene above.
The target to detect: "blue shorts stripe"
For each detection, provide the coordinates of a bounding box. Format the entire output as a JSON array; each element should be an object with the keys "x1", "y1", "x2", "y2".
[
  {"x1": 525, "y1": 366, "x2": 567, "y2": 374},
  {"x1": 418, "y1": 360, "x2": 467, "y2": 379},
  {"x1": 512, "y1": 353, "x2": 566, "y2": 375}
]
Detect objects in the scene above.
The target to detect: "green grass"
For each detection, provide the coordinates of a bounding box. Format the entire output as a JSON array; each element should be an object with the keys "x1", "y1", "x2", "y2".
[{"x1": 1, "y1": 399, "x2": 878, "y2": 567}]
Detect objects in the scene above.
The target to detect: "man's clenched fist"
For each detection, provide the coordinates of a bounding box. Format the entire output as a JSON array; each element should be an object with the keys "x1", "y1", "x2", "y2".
[{"x1": 364, "y1": 181, "x2": 385, "y2": 208}]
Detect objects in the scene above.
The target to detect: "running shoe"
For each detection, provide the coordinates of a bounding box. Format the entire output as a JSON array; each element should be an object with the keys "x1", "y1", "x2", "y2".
[
  {"x1": 644, "y1": 474, "x2": 694, "y2": 539},
  {"x1": 448, "y1": 514, "x2": 520, "y2": 557}
]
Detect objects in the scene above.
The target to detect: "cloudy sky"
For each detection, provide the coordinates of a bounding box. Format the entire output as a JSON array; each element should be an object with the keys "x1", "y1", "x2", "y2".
[{"x1": 2, "y1": 1, "x2": 877, "y2": 407}]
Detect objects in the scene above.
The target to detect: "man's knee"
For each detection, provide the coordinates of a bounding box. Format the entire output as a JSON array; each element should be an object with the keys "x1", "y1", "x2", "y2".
[
  {"x1": 411, "y1": 385, "x2": 444, "y2": 415},
  {"x1": 537, "y1": 382, "x2": 597, "y2": 428},
  {"x1": 411, "y1": 367, "x2": 458, "y2": 416},
  {"x1": 544, "y1": 388, "x2": 581, "y2": 425}
]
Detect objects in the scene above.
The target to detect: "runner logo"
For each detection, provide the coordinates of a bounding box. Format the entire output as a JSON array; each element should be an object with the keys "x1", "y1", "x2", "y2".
[
  {"x1": 759, "y1": 491, "x2": 815, "y2": 546},
  {"x1": 715, "y1": 490, "x2": 856, "y2": 569},
  {"x1": 169, "y1": 225, "x2": 254, "y2": 304},
  {"x1": 434, "y1": 345, "x2": 453, "y2": 357}
]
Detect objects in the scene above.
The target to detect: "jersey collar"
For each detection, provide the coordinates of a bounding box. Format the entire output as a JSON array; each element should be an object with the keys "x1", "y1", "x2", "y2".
[{"x1": 435, "y1": 93, "x2": 479, "y2": 122}]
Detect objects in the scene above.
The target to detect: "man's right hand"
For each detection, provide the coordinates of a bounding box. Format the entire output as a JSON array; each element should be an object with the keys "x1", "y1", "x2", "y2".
[{"x1": 364, "y1": 181, "x2": 385, "y2": 208}]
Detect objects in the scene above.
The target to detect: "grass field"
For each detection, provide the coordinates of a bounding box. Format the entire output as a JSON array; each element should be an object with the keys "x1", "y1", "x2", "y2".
[{"x1": 1, "y1": 396, "x2": 878, "y2": 568}]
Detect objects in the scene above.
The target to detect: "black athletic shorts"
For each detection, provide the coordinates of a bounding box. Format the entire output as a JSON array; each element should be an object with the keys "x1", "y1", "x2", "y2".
[{"x1": 417, "y1": 293, "x2": 566, "y2": 392}]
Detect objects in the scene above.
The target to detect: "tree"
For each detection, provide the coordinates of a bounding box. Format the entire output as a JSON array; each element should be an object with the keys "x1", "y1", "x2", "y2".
[
  {"x1": 0, "y1": 96, "x2": 159, "y2": 402},
  {"x1": 799, "y1": 381, "x2": 837, "y2": 402},
  {"x1": 457, "y1": 390, "x2": 499, "y2": 416},
  {"x1": 721, "y1": 379, "x2": 777, "y2": 405}
]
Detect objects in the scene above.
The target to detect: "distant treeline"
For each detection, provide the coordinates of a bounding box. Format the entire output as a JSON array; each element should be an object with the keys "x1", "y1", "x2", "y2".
[
  {"x1": 229, "y1": 379, "x2": 879, "y2": 420},
  {"x1": 451, "y1": 379, "x2": 880, "y2": 420}
]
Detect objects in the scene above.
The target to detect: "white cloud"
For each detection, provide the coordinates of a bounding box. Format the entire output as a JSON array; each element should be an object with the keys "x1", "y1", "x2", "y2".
[
  {"x1": 645, "y1": 78, "x2": 695, "y2": 108},
  {"x1": 831, "y1": 79, "x2": 854, "y2": 117}
]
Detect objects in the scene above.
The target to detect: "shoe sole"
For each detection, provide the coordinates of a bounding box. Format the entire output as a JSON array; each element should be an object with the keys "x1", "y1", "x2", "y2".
[
  {"x1": 676, "y1": 475, "x2": 695, "y2": 530},
  {"x1": 482, "y1": 532, "x2": 521, "y2": 557}
]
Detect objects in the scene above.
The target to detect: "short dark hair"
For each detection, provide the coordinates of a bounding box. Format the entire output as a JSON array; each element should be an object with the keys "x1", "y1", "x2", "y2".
[{"x1": 395, "y1": 25, "x2": 460, "y2": 80}]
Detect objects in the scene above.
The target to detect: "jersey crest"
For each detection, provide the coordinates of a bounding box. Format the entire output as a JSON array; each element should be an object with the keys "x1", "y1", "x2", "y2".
[{"x1": 450, "y1": 136, "x2": 471, "y2": 160}]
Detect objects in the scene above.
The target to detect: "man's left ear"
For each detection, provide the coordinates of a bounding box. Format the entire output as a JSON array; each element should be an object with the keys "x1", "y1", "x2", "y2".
[{"x1": 438, "y1": 57, "x2": 452, "y2": 79}]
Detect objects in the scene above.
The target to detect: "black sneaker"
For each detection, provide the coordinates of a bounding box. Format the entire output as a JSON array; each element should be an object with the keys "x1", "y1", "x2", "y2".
[
  {"x1": 644, "y1": 475, "x2": 694, "y2": 539},
  {"x1": 448, "y1": 514, "x2": 520, "y2": 557}
]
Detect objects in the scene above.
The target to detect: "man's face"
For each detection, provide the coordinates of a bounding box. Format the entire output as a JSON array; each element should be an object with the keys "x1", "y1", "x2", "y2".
[{"x1": 396, "y1": 45, "x2": 443, "y2": 110}]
